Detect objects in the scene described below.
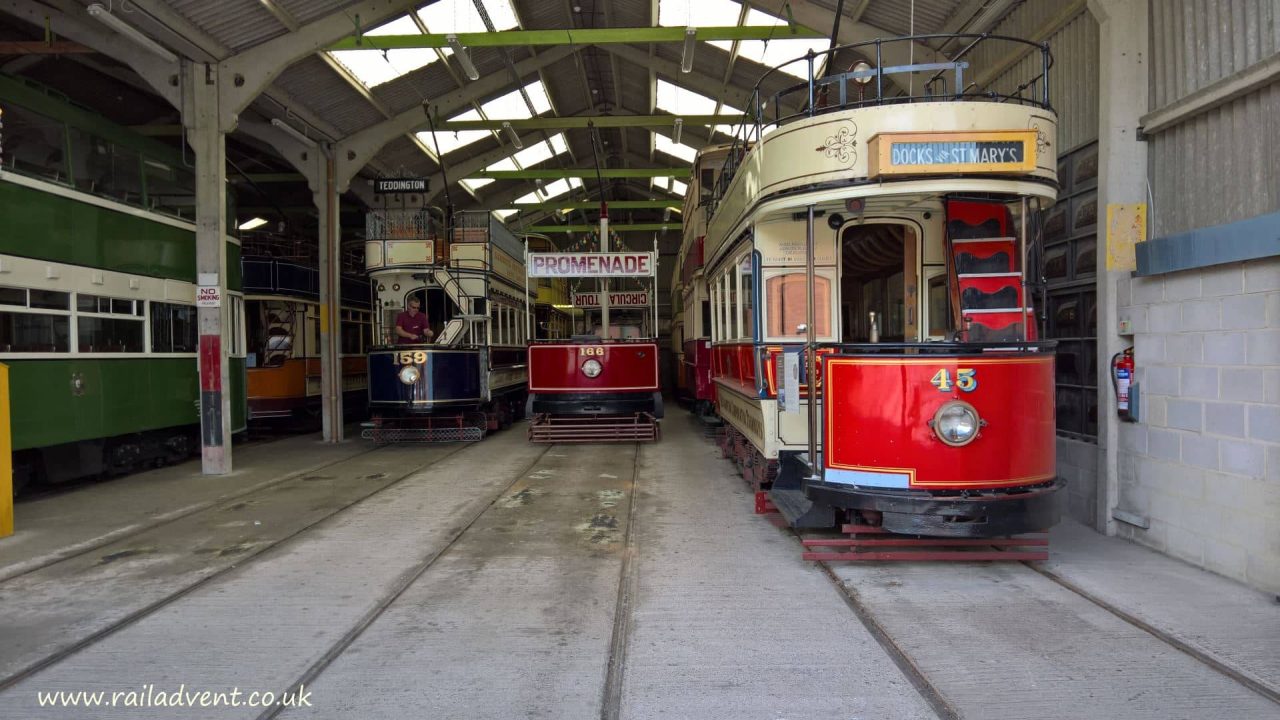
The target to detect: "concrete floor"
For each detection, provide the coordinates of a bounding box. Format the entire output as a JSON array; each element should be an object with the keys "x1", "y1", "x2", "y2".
[{"x1": 0, "y1": 410, "x2": 1276, "y2": 719}]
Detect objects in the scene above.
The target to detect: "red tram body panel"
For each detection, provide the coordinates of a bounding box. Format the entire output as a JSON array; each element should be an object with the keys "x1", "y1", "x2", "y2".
[
  {"x1": 822, "y1": 354, "x2": 1056, "y2": 490},
  {"x1": 528, "y1": 341, "x2": 660, "y2": 394}
]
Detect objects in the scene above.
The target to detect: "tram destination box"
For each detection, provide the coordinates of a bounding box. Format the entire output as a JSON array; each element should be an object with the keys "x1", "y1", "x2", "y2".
[{"x1": 868, "y1": 130, "x2": 1038, "y2": 178}]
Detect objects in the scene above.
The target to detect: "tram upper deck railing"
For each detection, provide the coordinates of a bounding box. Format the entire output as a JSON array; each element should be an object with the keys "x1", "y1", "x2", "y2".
[{"x1": 709, "y1": 33, "x2": 1054, "y2": 218}]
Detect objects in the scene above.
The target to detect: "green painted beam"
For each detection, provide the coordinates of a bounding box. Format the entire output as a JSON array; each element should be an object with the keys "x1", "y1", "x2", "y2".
[
  {"x1": 509, "y1": 200, "x2": 680, "y2": 211},
  {"x1": 473, "y1": 168, "x2": 689, "y2": 180},
  {"x1": 437, "y1": 114, "x2": 739, "y2": 131},
  {"x1": 527, "y1": 223, "x2": 682, "y2": 233},
  {"x1": 331, "y1": 25, "x2": 823, "y2": 51}
]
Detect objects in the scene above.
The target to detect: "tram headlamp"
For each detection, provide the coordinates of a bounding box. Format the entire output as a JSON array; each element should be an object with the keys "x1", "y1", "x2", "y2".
[
  {"x1": 581, "y1": 359, "x2": 603, "y2": 378},
  {"x1": 932, "y1": 401, "x2": 980, "y2": 447},
  {"x1": 398, "y1": 365, "x2": 421, "y2": 385}
]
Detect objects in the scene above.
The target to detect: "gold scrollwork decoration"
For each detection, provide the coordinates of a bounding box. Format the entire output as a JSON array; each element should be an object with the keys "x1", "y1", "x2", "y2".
[{"x1": 815, "y1": 123, "x2": 858, "y2": 166}]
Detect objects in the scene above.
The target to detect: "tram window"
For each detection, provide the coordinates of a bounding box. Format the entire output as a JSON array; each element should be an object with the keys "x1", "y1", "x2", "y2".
[
  {"x1": 144, "y1": 159, "x2": 196, "y2": 219},
  {"x1": 765, "y1": 273, "x2": 831, "y2": 338},
  {"x1": 75, "y1": 133, "x2": 145, "y2": 204},
  {"x1": 341, "y1": 319, "x2": 363, "y2": 355},
  {"x1": 30, "y1": 290, "x2": 70, "y2": 311},
  {"x1": 928, "y1": 275, "x2": 950, "y2": 337},
  {"x1": 151, "y1": 302, "x2": 197, "y2": 353},
  {"x1": 0, "y1": 287, "x2": 26, "y2": 307},
  {"x1": 0, "y1": 312, "x2": 70, "y2": 352},
  {"x1": 738, "y1": 256, "x2": 754, "y2": 339},
  {"x1": 725, "y1": 271, "x2": 737, "y2": 339},
  {"x1": 79, "y1": 316, "x2": 144, "y2": 353},
  {"x1": 4, "y1": 105, "x2": 68, "y2": 182}
]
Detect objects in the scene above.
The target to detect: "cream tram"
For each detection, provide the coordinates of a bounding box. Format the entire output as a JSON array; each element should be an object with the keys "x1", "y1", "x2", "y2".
[
  {"x1": 362, "y1": 208, "x2": 529, "y2": 442},
  {"x1": 706, "y1": 35, "x2": 1062, "y2": 536}
]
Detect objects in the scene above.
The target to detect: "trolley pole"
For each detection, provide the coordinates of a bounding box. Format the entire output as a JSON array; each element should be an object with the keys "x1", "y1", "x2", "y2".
[
  {"x1": 600, "y1": 208, "x2": 610, "y2": 338},
  {"x1": 805, "y1": 204, "x2": 819, "y2": 478}
]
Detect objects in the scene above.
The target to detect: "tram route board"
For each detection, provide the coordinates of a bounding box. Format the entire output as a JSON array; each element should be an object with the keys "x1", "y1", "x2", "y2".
[{"x1": 868, "y1": 130, "x2": 1038, "y2": 177}]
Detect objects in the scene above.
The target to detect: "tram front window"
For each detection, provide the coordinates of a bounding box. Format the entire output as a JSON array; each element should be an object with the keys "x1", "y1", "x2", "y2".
[{"x1": 840, "y1": 224, "x2": 919, "y2": 343}]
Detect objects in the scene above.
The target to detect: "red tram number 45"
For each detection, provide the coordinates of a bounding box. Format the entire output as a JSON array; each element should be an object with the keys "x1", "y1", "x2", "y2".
[{"x1": 930, "y1": 368, "x2": 978, "y2": 393}]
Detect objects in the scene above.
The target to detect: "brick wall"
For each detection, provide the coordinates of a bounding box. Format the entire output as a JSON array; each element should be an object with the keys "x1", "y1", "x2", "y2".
[{"x1": 1115, "y1": 256, "x2": 1280, "y2": 593}]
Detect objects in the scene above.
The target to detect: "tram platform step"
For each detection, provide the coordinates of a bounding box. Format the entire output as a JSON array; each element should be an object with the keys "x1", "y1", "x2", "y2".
[
  {"x1": 802, "y1": 525, "x2": 1049, "y2": 562},
  {"x1": 767, "y1": 487, "x2": 836, "y2": 529},
  {"x1": 527, "y1": 413, "x2": 660, "y2": 444}
]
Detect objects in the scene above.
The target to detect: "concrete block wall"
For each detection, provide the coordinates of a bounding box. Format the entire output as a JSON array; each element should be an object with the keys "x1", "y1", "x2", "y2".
[
  {"x1": 1115, "y1": 256, "x2": 1280, "y2": 594},
  {"x1": 1057, "y1": 437, "x2": 1099, "y2": 528}
]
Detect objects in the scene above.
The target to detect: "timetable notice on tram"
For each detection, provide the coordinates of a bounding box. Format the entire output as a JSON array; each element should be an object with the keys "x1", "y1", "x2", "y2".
[{"x1": 868, "y1": 130, "x2": 1037, "y2": 177}]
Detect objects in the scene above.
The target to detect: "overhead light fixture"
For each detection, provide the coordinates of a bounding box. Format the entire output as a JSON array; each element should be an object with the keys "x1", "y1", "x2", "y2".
[
  {"x1": 447, "y1": 34, "x2": 480, "y2": 81},
  {"x1": 672, "y1": 117, "x2": 683, "y2": 145},
  {"x1": 238, "y1": 217, "x2": 268, "y2": 231},
  {"x1": 663, "y1": 207, "x2": 672, "y2": 222},
  {"x1": 681, "y1": 27, "x2": 697, "y2": 73},
  {"x1": 851, "y1": 60, "x2": 875, "y2": 85},
  {"x1": 271, "y1": 118, "x2": 317, "y2": 148},
  {"x1": 87, "y1": 3, "x2": 177, "y2": 62},
  {"x1": 502, "y1": 121, "x2": 523, "y2": 149}
]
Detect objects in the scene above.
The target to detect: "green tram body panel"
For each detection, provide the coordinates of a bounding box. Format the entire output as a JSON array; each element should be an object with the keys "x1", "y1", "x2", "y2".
[
  {"x1": 7, "y1": 358, "x2": 218, "y2": 451},
  {"x1": 0, "y1": 185, "x2": 248, "y2": 451}
]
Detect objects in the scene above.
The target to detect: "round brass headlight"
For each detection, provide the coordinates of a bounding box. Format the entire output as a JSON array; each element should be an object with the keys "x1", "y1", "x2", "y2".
[
  {"x1": 398, "y1": 365, "x2": 421, "y2": 385},
  {"x1": 581, "y1": 359, "x2": 603, "y2": 378},
  {"x1": 932, "y1": 401, "x2": 980, "y2": 446}
]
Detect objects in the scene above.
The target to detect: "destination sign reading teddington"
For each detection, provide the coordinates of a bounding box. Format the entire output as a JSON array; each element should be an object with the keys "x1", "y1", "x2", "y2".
[{"x1": 890, "y1": 140, "x2": 1025, "y2": 167}]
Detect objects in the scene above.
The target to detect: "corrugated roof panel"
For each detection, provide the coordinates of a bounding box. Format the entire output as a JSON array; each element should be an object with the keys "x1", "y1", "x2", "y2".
[
  {"x1": 272, "y1": 56, "x2": 386, "y2": 135},
  {"x1": 860, "y1": 0, "x2": 963, "y2": 36},
  {"x1": 166, "y1": 0, "x2": 288, "y2": 52},
  {"x1": 274, "y1": 0, "x2": 362, "y2": 26}
]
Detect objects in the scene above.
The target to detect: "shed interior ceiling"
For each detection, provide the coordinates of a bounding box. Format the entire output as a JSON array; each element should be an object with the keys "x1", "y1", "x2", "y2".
[{"x1": 0, "y1": 0, "x2": 1038, "y2": 234}]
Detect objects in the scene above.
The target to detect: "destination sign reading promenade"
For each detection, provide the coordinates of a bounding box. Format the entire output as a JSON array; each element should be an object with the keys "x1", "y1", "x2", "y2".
[{"x1": 527, "y1": 253, "x2": 655, "y2": 277}]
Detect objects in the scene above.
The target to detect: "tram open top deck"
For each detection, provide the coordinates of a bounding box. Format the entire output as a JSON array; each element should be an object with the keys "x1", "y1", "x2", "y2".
[{"x1": 703, "y1": 33, "x2": 1058, "y2": 270}]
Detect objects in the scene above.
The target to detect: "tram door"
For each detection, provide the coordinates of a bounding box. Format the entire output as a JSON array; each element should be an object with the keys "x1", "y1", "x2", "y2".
[{"x1": 839, "y1": 223, "x2": 920, "y2": 343}]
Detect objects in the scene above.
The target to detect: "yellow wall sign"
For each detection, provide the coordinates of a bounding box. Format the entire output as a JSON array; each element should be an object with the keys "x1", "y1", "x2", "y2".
[
  {"x1": 868, "y1": 130, "x2": 1038, "y2": 178},
  {"x1": 1106, "y1": 203, "x2": 1147, "y2": 271}
]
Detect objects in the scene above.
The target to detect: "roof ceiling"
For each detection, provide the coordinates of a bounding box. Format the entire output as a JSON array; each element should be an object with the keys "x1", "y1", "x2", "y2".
[{"x1": 0, "y1": 0, "x2": 1015, "y2": 233}]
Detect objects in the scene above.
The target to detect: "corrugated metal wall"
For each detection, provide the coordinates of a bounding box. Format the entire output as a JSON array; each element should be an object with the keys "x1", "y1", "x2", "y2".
[
  {"x1": 983, "y1": 10, "x2": 1099, "y2": 153},
  {"x1": 1148, "y1": 0, "x2": 1280, "y2": 237},
  {"x1": 972, "y1": 4, "x2": 1098, "y2": 153}
]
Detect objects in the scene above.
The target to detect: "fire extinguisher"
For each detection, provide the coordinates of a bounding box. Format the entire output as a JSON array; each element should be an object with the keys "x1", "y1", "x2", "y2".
[{"x1": 1111, "y1": 347, "x2": 1135, "y2": 420}]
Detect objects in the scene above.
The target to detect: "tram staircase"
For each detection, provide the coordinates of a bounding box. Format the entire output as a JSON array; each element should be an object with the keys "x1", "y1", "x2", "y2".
[
  {"x1": 432, "y1": 264, "x2": 489, "y2": 347},
  {"x1": 948, "y1": 201, "x2": 1033, "y2": 343}
]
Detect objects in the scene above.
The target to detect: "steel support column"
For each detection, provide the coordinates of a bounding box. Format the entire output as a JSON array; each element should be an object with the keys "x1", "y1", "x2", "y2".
[
  {"x1": 1088, "y1": 0, "x2": 1148, "y2": 534},
  {"x1": 316, "y1": 151, "x2": 343, "y2": 442},
  {"x1": 188, "y1": 62, "x2": 232, "y2": 474}
]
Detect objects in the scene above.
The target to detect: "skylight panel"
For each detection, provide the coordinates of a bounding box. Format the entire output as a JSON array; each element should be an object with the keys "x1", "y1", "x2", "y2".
[
  {"x1": 419, "y1": 0, "x2": 518, "y2": 33},
  {"x1": 514, "y1": 189, "x2": 543, "y2": 205},
  {"x1": 540, "y1": 177, "x2": 583, "y2": 200},
  {"x1": 487, "y1": 157, "x2": 519, "y2": 172},
  {"x1": 512, "y1": 133, "x2": 568, "y2": 169},
  {"x1": 418, "y1": 108, "x2": 491, "y2": 157},
  {"x1": 481, "y1": 81, "x2": 552, "y2": 119},
  {"x1": 671, "y1": 179, "x2": 689, "y2": 196},
  {"x1": 496, "y1": 208, "x2": 519, "y2": 220},
  {"x1": 655, "y1": 134, "x2": 697, "y2": 162},
  {"x1": 461, "y1": 178, "x2": 493, "y2": 193},
  {"x1": 329, "y1": 14, "x2": 438, "y2": 88},
  {"x1": 655, "y1": 80, "x2": 718, "y2": 116}
]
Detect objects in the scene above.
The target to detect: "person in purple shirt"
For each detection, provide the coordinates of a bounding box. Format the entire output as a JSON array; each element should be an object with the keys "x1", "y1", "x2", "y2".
[{"x1": 394, "y1": 296, "x2": 434, "y2": 344}]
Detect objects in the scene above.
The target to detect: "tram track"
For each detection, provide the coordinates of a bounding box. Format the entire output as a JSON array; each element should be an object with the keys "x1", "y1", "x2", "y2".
[
  {"x1": 1, "y1": 438, "x2": 385, "y2": 584},
  {"x1": 0, "y1": 438, "x2": 481, "y2": 692},
  {"x1": 600, "y1": 444, "x2": 644, "y2": 720},
  {"x1": 251, "y1": 442, "x2": 555, "y2": 720},
  {"x1": 798, "y1": 528, "x2": 1280, "y2": 716},
  {"x1": 1026, "y1": 562, "x2": 1280, "y2": 706}
]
